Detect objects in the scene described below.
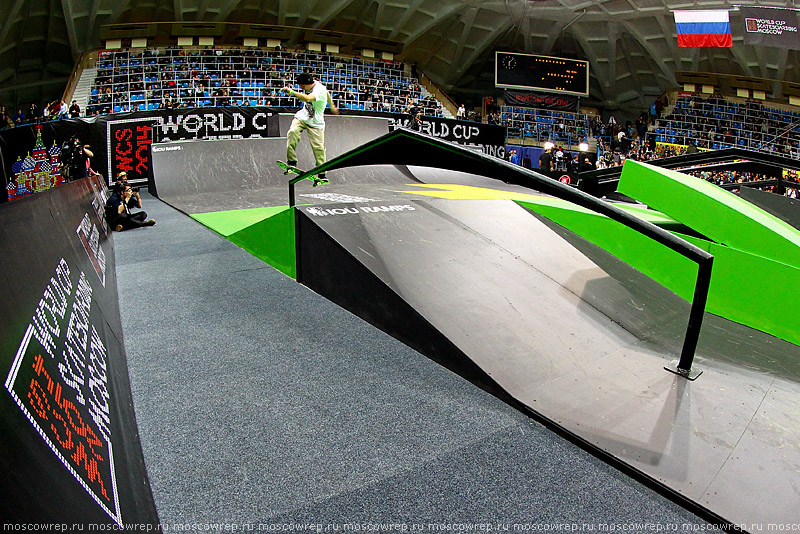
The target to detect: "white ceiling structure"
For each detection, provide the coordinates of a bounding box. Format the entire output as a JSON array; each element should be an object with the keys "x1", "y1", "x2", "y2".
[{"x1": 2, "y1": 0, "x2": 800, "y2": 115}]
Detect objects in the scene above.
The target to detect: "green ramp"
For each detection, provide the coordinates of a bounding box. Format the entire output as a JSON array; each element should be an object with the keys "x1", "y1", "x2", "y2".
[
  {"x1": 618, "y1": 159, "x2": 800, "y2": 267},
  {"x1": 517, "y1": 197, "x2": 800, "y2": 347},
  {"x1": 192, "y1": 206, "x2": 297, "y2": 278}
]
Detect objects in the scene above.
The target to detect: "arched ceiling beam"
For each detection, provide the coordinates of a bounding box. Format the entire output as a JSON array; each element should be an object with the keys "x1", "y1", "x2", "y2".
[
  {"x1": 277, "y1": 0, "x2": 290, "y2": 26},
  {"x1": 173, "y1": 0, "x2": 185, "y2": 21},
  {"x1": 450, "y1": 16, "x2": 513, "y2": 82},
  {"x1": 0, "y1": 0, "x2": 26, "y2": 45},
  {"x1": 84, "y1": 0, "x2": 108, "y2": 50},
  {"x1": 61, "y1": 0, "x2": 80, "y2": 58},
  {"x1": 403, "y1": 4, "x2": 464, "y2": 50},
  {"x1": 449, "y1": 7, "x2": 478, "y2": 70},
  {"x1": 605, "y1": 21, "x2": 618, "y2": 98},
  {"x1": 386, "y1": 0, "x2": 427, "y2": 39},
  {"x1": 616, "y1": 19, "x2": 676, "y2": 87},
  {"x1": 216, "y1": 0, "x2": 246, "y2": 22},
  {"x1": 312, "y1": 0, "x2": 358, "y2": 30},
  {"x1": 196, "y1": 0, "x2": 213, "y2": 20}
]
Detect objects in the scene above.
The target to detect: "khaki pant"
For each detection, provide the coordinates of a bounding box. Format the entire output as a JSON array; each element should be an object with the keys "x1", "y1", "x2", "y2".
[{"x1": 286, "y1": 118, "x2": 326, "y2": 168}]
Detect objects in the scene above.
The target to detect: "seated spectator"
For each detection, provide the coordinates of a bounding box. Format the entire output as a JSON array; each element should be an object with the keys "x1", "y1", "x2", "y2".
[{"x1": 13, "y1": 108, "x2": 25, "y2": 126}]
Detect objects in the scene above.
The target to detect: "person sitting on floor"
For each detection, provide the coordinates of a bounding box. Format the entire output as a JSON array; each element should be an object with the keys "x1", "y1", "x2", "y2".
[{"x1": 105, "y1": 183, "x2": 155, "y2": 232}]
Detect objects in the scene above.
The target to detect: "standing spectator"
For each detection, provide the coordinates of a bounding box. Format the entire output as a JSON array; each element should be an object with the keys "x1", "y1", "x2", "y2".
[
  {"x1": 65, "y1": 137, "x2": 94, "y2": 180},
  {"x1": 456, "y1": 104, "x2": 465, "y2": 120},
  {"x1": 1, "y1": 106, "x2": 13, "y2": 128},
  {"x1": 539, "y1": 146, "x2": 553, "y2": 174},
  {"x1": 28, "y1": 102, "x2": 39, "y2": 123},
  {"x1": 48, "y1": 100, "x2": 61, "y2": 119},
  {"x1": 69, "y1": 100, "x2": 81, "y2": 118}
]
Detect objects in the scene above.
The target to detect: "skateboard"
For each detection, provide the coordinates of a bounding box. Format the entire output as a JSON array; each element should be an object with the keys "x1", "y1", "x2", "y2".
[{"x1": 276, "y1": 160, "x2": 329, "y2": 187}]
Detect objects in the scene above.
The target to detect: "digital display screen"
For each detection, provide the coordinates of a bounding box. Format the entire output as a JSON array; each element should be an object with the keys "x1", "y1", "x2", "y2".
[
  {"x1": 108, "y1": 118, "x2": 157, "y2": 185},
  {"x1": 495, "y1": 52, "x2": 589, "y2": 97}
]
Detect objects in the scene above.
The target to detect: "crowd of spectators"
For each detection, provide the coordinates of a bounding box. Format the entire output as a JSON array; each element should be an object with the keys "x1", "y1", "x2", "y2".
[
  {"x1": 496, "y1": 89, "x2": 800, "y2": 197},
  {"x1": 653, "y1": 92, "x2": 800, "y2": 157},
  {"x1": 501, "y1": 106, "x2": 591, "y2": 146},
  {"x1": 499, "y1": 90, "x2": 800, "y2": 163},
  {"x1": 86, "y1": 47, "x2": 443, "y2": 118},
  {"x1": 7, "y1": 47, "x2": 800, "y2": 199},
  {"x1": 0, "y1": 100, "x2": 82, "y2": 129}
]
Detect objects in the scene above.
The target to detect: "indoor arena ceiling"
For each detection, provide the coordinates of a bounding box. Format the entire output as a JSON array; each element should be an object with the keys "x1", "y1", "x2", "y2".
[{"x1": 2, "y1": 0, "x2": 800, "y2": 114}]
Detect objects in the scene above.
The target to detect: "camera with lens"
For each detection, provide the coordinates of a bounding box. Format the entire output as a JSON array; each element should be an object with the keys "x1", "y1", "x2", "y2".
[{"x1": 132, "y1": 187, "x2": 140, "y2": 193}]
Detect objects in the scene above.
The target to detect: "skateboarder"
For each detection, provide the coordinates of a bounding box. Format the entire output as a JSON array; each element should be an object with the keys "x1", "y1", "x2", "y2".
[{"x1": 281, "y1": 72, "x2": 339, "y2": 180}]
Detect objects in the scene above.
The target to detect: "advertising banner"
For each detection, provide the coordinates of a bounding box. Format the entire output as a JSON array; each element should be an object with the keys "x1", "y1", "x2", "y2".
[
  {"x1": 0, "y1": 177, "x2": 159, "y2": 525},
  {"x1": 104, "y1": 107, "x2": 280, "y2": 184},
  {"x1": 741, "y1": 6, "x2": 800, "y2": 49},
  {"x1": 389, "y1": 114, "x2": 507, "y2": 159},
  {"x1": 504, "y1": 90, "x2": 580, "y2": 112}
]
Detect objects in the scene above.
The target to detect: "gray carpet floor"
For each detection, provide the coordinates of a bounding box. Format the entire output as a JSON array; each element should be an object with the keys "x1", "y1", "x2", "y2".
[{"x1": 115, "y1": 192, "x2": 709, "y2": 529}]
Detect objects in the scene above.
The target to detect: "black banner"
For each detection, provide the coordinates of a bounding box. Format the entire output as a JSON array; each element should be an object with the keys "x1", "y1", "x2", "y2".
[
  {"x1": 388, "y1": 114, "x2": 507, "y2": 159},
  {"x1": 104, "y1": 107, "x2": 280, "y2": 184},
  {"x1": 504, "y1": 90, "x2": 580, "y2": 111},
  {"x1": 741, "y1": 7, "x2": 800, "y2": 49},
  {"x1": 0, "y1": 176, "x2": 159, "y2": 525}
]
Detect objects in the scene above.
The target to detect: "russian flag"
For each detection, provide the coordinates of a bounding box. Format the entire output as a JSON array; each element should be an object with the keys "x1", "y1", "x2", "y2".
[{"x1": 674, "y1": 10, "x2": 732, "y2": 47}]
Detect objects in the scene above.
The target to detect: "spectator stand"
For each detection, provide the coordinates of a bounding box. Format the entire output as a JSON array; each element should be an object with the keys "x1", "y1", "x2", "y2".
[
  {"x1": 654, "y1": 91, "x2": 800, "y2": 157},
  {"x1": 579, "y1": 146, "x2": 800, "y2": 199},
  {"x1": 500, "y1": 105, "x2": 591, "y2": 153},
  {"x1": 86, "y1": 47, "x2": 444, "y2": 119}
]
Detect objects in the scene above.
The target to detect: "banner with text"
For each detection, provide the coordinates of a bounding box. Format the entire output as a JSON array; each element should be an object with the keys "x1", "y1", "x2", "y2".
[
  {"x1": 388, "y1": 115, "x2": 507, "y2": 159},
  {"x1": 105, "y1": 107, "x2": 280, "y2": 184},
  {"x1": 741, "y1": 6, "x2": 800, "y2": 49},
  {"x1": 0, "y1": 177, "x2": 159, "y2": 525},
  {"x1": 503, "y1": 90, "x2": 580, "y2": 112}
]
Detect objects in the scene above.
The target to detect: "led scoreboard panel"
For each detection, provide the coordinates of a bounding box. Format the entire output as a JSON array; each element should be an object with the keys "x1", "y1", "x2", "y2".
[{"x1": 495, "y1": 52, "x2": 589, "y2": 97}]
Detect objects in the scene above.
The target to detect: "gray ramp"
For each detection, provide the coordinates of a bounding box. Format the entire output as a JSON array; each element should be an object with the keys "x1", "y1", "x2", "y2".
[
  {"x1": 151, "y1": 115, "x2": 399, "y2": 213},
  {"x1": 298, "y1": 196, "x2": 800, "y2": 527},
  {"x1": 278, "y1": 113, "x2": 392, "y2": 163}
]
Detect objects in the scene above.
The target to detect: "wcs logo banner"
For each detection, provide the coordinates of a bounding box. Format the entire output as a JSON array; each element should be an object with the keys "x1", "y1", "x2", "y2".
[
  {"x1": 5, "y1": 258, "x2": 121, "y2": 525},
  {"x1": 106, "y1": 117, "x2": 157, "y2": 185}
]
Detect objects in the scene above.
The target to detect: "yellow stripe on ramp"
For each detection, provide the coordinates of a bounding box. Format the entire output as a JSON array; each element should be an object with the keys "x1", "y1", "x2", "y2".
[{"x1": 397, "y1": 183, "x2": 550, "y2": 201}]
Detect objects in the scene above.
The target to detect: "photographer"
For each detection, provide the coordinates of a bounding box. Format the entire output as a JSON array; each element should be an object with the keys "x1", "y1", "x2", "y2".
[
  {"x1": 61, "y1": 136, "x2": 95, "y2": 181},
  {"x1": 114, "y1": 171, "x2": 130, "y2": 191},
  {"x1": 405, "y1": 102, "x2": 423, "y2": 131},
  {"x1": 105, "y1": 182, "x2": 155, "y2": 232}
]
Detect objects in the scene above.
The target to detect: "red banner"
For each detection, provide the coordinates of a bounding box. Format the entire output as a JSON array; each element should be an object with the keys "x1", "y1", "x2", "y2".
[{"x1": 503, "y1": 90, "x2": 579, "y2": 112}]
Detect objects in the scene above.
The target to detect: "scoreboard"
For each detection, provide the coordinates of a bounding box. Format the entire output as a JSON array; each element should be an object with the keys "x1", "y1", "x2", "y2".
[{"x1": 495, "y1": 51, "x2": 589, "y2": 97}]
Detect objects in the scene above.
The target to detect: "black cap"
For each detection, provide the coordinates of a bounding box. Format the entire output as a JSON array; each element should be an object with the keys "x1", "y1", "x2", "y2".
[{"x1": 296, "y1": 72, "x2": 313, "y2": 85}]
